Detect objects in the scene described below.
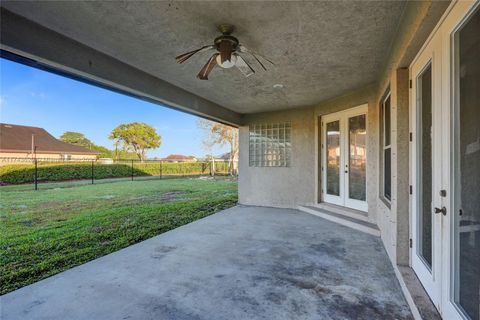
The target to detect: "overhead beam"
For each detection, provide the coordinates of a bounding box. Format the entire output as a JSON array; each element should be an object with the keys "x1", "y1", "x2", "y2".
[{"x1": 0, "y1": 8, "x2": 243, "y2": 126}]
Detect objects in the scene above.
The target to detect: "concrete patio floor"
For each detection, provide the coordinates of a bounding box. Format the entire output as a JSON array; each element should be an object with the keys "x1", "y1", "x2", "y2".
[{"x1": 1, "y1": 206, "x2": 413, "y2": 320}]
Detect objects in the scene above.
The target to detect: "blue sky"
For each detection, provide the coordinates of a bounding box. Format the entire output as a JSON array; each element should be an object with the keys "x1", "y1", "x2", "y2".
[{"x1": 0, "y1": 58, "x2": 228, "y2": 158}]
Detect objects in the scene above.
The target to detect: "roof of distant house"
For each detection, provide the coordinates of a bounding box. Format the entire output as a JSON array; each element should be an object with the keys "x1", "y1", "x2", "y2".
[
  {"x1": 163, "y1": 154, "x2": 196, "y2": 160},
  {"x1": 0, "y1": 123, "x2": 99, "y2": 155}
]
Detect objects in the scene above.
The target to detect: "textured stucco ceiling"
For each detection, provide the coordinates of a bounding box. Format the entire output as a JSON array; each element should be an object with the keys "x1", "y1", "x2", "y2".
[{"x1": 2, "y1": 1, "x2": 406, "y2": 114}]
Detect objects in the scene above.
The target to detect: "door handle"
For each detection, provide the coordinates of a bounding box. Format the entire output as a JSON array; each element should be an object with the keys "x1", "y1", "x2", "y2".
[{"x1": 434, "y1": 207, "x2": 447, "y2": 216}]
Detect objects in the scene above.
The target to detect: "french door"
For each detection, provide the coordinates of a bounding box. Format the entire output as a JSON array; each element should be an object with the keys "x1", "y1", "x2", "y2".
[
  {"x1": 410, "y1": 1, "x2": 479, "y2": 319},
  {"x1": 410, "y1": 30, "x2": 443, "y2": 309},
  {"x1": 322, "y1": 105, "x2": 368, "y2": 212}
]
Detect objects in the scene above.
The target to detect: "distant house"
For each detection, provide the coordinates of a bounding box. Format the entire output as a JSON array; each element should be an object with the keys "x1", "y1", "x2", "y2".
[
  {"x1": 0, "y1": 123, "x2": 99, "y2": 161},
  {"x1": 162, "y1": 154, "x2": 197, "y2": 163}
]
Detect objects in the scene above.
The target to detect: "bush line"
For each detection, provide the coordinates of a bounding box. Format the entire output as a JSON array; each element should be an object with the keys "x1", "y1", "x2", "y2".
[{"x1": 0, "y1": 162, "x2": 231, "y2": 184}]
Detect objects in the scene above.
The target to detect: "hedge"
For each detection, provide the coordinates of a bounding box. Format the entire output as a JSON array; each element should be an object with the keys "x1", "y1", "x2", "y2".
[{"x1": 0, "y1": 161, "x2": 232, "y2": 185}]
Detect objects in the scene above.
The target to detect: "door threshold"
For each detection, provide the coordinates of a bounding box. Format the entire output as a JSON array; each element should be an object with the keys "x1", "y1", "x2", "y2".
[
  {"x1": 299, "y1": 205, "x2": 379, "y2": 237},
  {"x1": 315, "y1": 202, "x2": 369, "y2": 222}
]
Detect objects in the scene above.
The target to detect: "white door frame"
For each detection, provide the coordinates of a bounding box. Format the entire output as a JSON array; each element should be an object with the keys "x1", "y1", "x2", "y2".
[
  {"x1": 409, "y1": 1, "x2": 479, "y2": 318},
  {"x1": 322, "y1": 111, "x2": 344, "y2": 207},
  {"x1": 409, "y1": 32, "x2": 443, "y2": 309},
  {"x1": 322, "y1": 104, "x2": 368, "y2": 212}
]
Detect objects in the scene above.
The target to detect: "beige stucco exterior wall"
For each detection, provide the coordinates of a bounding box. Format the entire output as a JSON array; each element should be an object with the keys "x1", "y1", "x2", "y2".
[
  {"x1": 239, "y1": 107, "x2": 316, "y2": 208},
  {"x1": 0, "y1": 152, "x2": 97, "y2": 160},
  {"x1": 375, "y1": 68, "x2": 410, "y2": 264}
]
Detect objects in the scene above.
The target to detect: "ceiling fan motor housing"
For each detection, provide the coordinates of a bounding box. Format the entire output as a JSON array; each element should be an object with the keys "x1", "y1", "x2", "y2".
[{"x1": 214, "y1": 35, "x2": 239, "y2": 63}]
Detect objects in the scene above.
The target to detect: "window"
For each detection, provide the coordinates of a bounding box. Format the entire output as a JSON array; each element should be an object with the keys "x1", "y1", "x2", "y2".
[
  {"x1": 249, "y1": 122, "x2": 291, "y2": 167},
  {"x1": 381, "y1": 93, "x2": 391, "y2": 201}
]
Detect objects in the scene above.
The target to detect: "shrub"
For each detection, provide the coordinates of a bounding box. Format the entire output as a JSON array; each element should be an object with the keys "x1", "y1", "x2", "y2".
[{"x1": 0, "y1": 161, "x2": 222, "y2": 185}]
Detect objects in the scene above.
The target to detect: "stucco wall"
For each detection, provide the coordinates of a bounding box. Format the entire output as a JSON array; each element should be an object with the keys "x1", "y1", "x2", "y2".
[
  {"x1": 0, "y1": 152, "x2": 97, "y2": 160},
  {"x1": 238, "y1": 85, "x2": 380, "y2": 214},
  {"x1": 391, "y1": 69, "x2": 410, "y2": 265},
  {"x1": 239, "y1": 107, "x2": 316, "y2": 208}
]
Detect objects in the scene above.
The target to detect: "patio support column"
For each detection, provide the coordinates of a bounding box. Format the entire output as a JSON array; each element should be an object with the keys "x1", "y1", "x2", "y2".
[{"x1": 390, "y1": 68, "x2": 410, "y2": 266}]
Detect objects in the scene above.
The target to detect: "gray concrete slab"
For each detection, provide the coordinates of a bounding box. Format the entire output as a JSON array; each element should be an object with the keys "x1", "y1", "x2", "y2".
[{"x1": 0, "y1": 206, "x2": 412, "y2": 320}]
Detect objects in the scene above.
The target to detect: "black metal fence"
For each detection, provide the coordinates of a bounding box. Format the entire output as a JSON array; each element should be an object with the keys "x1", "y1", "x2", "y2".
[{"x1": 0, "y1": 158, "x2": 238, "y2": 190}]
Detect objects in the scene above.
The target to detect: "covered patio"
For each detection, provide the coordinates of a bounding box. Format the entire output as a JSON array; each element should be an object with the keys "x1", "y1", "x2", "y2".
[
  {"x1": 3, "y1": 1, "x2": 478, "y2": 318},
  {"x1": 1, "y1": 206, "x2": 412, "y2": 320}
]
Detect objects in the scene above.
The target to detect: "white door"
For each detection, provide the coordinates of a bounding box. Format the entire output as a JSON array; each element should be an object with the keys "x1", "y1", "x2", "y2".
[
  {"x1": 410, "y1": 1, "x2": 480, "y2": 319},
  {"x1": 410, "y1": 32, "x2": 443, "y2": 309},
  {"x1": 322, "y1": 105, "x2": 368, "y2": 211}
]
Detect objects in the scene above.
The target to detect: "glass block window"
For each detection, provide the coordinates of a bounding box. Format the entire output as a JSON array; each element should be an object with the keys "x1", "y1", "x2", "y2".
[{"x1": 249, "y1": 122, "x2": 291, "y2": 167}]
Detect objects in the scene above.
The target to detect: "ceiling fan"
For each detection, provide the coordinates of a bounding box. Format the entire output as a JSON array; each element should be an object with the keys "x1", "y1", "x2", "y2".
[{"x1": 175, "y1": 24, "x2": 274, "y2": 80}]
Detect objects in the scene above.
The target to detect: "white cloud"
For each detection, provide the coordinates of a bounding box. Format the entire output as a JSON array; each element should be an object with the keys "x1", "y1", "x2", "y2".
[{"x1": 29, "y1": 92, "x2": 47, "y2": 99}]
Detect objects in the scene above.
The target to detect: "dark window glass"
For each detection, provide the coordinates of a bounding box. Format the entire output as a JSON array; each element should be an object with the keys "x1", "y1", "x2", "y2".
[
  {"x1": 384, "y1": 148, "x2": 391, "y2": 200},
  {"x1": 384, "y1": 97, "x2": 391, "y2": 146},
  {"x1": 382, "y1": 94, "x2": 392, "y2": 201}
]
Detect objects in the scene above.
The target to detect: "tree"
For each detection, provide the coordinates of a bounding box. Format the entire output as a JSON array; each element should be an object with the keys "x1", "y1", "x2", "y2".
[
  {"x1": 197, "y1": 119, "x2": 239, "y2": 175},
  {"x1": 60, "y1": 131, "x2": 94, "y2": 149},
  {"x1": 59, "y1": 131, "x2": 138, "y2": 159},
  {"x1": 109, "y1": 122, "x2": 161, "y2": 161},
  {"x1": 89, "y1": 145, "x2": 113, "y2": 159}
]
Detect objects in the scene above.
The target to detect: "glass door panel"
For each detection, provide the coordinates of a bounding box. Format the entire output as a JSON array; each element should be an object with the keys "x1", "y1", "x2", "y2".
[
  {"x1": 326, "y1": 120, "x2": 341, "y2": 196},
  {"x1": 418, "y1": 63, "x2": 433, "y2": 270},
  {"x1": 348, "y1": 114, "x2": 366, "y2": 201},
  {"x1": 453, "y1": 6, "x2": 480, "y2": 320}
]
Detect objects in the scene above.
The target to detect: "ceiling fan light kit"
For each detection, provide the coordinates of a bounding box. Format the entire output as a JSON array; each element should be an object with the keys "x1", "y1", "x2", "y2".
[{"x1": 175, "y1": 24, "x2": 273, "y2": 80}]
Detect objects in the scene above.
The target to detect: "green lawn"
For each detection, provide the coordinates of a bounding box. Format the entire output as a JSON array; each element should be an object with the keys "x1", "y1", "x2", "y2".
[{"x1": 0, "y1": 177, "x2": 238, "y2": 295}]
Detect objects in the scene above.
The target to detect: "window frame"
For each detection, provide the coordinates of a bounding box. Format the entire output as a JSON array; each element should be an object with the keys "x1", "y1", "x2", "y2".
[{"x1": 381, "y1": 92, "x2": 392, "y2": 202}]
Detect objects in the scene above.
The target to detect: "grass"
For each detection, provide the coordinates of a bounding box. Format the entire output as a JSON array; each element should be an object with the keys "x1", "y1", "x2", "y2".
[{"x1": 0, "y1": 177, "x2": 238, "y2": 295}]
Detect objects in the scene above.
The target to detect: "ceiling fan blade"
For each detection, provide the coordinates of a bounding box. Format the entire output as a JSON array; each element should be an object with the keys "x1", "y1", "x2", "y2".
[
  {"x1": 176, "y1": 45, "x2": 214, "y2": 64},
  {"x1": 254, "y1": 53, "x2": 275, "y2": 66},
  {"x1": 238, "y1": 44, "x2": 275, "y2": 70},
  {"x1": 197, "y1": 53, "x2": 219, "y2": 80},
  {"x1": 251, "y1": 52, "x2": 267, "y2": 71},
  {"x1": 235, "y1": 54, "x2": 255, "y2": 77}
]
